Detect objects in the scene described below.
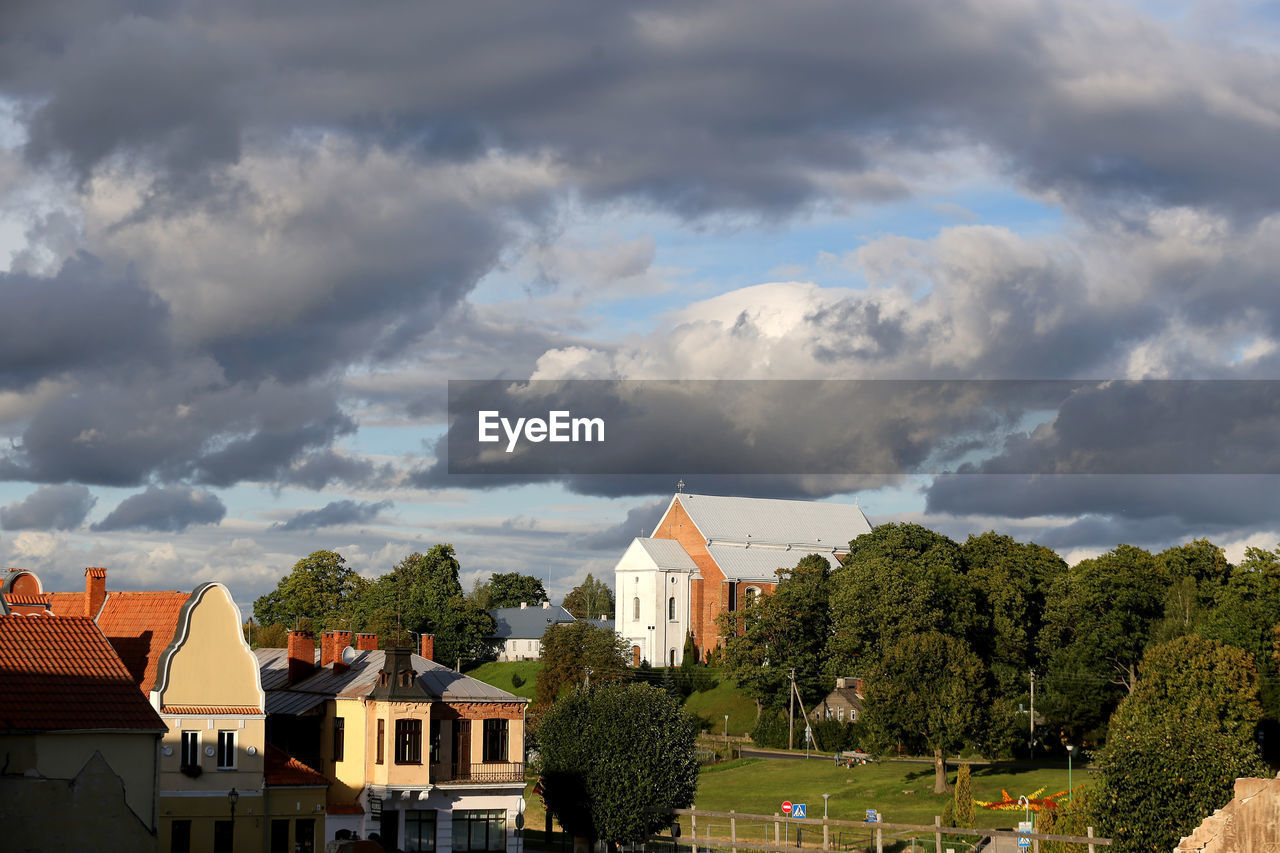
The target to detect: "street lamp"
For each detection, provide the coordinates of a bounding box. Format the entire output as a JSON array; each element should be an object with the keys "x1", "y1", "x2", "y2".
[
  {"x1": 724, "y1": 714, "x2": 729, "y2": 748},
  {"x1": 822, "y1": 793, "x2": 830, "y2": 820},
  {"x1": 228, "y1": 787, "x2": 239, "y2": 845},
  {"x1": 1066, "y1": 744, "x2": 1077, "y2": 802}
]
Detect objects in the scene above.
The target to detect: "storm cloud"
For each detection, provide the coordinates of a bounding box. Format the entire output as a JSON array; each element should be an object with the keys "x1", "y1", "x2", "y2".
[
  {"x1": 0, "y1": 484, "x2": 96, "y2": 530},
  {"x1": 92, "y1": 485, "x2": 227, "y2": 532},
  {"x1": 272, "y1": 499, "x2": 393, "y2": 532}
]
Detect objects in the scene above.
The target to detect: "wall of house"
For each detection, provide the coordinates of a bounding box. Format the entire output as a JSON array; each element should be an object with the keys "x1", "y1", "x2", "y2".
[
  {"x1": 158, "y1": 793, "x2": 265, "y2": 853},
  {"x1": 264, "y1": 786, "x2": 327, "y2": 852},
  {"x1": 365, "y1": 699, "x2": 433, "y2": 789},
  {"x1": 651, "y1": 499, "x2": 724, "y2": 660},
  {"x1": 158, "y1": 586, "x2": 263, "y2": 709},
  {"x1": 326, "y1": 696, "x2": 368, "y2": 806},
  {"x1": 159, "y1": 714, "x2": 266, "y2": 794},
  {"x1": 499, "y1": 638, "x2": 541, "y2": 661},
  {"x1": 0, "y1": 750, "x2": 159, "y2": 853},
  {"x1": 2, "y1": 731, "x2": 160, "y2": 830}
]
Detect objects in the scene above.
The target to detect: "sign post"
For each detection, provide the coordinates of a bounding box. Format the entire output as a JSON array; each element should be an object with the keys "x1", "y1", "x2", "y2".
[{"x1": 782, "y1": 802, "x2": 792, "y2": 816}]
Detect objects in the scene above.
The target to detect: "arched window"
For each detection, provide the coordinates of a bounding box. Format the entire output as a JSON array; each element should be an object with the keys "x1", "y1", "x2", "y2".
[
  {"x1": 633, "y1": 597, "x2": 640, "y2": 620},
  {"x1": 668, "y1": 596, "x2": 676, "y2": 621},
  {"x1": 744, "y1": 586, "x2": 760, "y2": 605}
]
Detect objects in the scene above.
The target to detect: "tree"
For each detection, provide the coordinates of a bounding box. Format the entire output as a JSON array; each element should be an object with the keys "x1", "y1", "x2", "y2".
[
  {"x1": 536, "y1": 682, "x2": 700, "y2": 845},
  {"x1": 1202, "y1": 545, "x2": 1280, "y2": 716},
  {"x1": 720, "y1": 554, "x2": 832, "y2": 715},
  {"x1": 252, "y1": 550, "x2": 367, "y2": 634},
  {"x1": 473, "y1": 572, "x2": 549, "y2": 610},
  {"x1": 535, "y1": 621, "x2": 629, "y2": 707},
  {"x1": 348, "y1": 545, "x2": 497, "y2": 664},
  {"x1": 1094, "y1": 636, "x2": 1266, "y2": 852},
  {"x1": 1150, "y1": 539, "x2": 1230, "y2": 645},
  {"x1": 562, "y1": 574, "x2": 615, "y2": 620},
  {"x1": 827, "y1": 524, "x2": 984, "y2": 677},
  {"x1": 1037, "y1": 545, "x2": 1167, "y2": 741},
  {"x1": 861, "y1": 631, "x2": 989, "y2": 794}
]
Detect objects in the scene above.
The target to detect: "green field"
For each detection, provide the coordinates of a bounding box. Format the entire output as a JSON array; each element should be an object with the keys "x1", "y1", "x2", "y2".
[
  {"x1": 694, "y1": 757, "x2": 1082, "y2": 830},
  {"x1": 682, "y1": 673, "x2": 757, "y2": 735},
  {"x1": 464, "y1": 660, "x2": 541, "y2": 700}
]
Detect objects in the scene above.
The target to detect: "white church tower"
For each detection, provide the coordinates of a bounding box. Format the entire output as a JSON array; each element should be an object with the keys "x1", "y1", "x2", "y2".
[{"x1": 612, "y1": 538, "x2": 699, "y2": 667}]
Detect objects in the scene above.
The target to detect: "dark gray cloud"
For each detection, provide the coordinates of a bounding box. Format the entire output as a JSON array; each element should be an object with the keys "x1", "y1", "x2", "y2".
[
  {"x1": 0, "y1": 253, "x2": 170, "y2": 390},
  {"x1": 573, "y1": 498, "x2": 669, "y2": 550},
  {"x1": 272, "y1": 499, "x2": 392, "y2": 531},
  {"x1": 92, "y1": 484, "x2": 226, "y2": 532},
  {"x1": 8, "y1": 2, "x2": 1280, "y2": 217},
  {"x1": 0, "y1": 484, "x2": 96, "y2": 530}
]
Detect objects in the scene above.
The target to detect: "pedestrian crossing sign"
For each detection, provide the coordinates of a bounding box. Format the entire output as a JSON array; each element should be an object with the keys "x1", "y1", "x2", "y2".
[{"x1": 792, "y1": 803, "x2": 807, "y2": 818}]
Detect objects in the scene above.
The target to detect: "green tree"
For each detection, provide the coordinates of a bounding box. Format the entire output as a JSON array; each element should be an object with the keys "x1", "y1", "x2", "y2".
[
  {"x1": 474, "y1": 572, "x2": 549, "y2": 610},
  {"x1": 535, "y1": 621, "x2": 629, "y2": 707},
  {"x1": 1094, "y1": 635, "x2": 1266, "y2": 852},
  {"x1": 1038, "y1": 545, "x2": 1167, "y2": 741},
  {"x1": 827, "y1": 524, "x2": 984, "y2": 676},
  {"x1": 562, "y1": 574, "x2": 616, "y2": 620},
  {"x1": 953, "y1": 763, "x2": 975, "y2": 827},
  {"x1": 252, "y1": 550, "x2": 367, "y2": 634},
  {"x1": 720, "y1": 554, "x2": 833, "y2": 717},
  {"x1": 536, "y1": 682, "x2": 700, "y2": 845},
  {"x1": 862, "y1": 631, "x2": 989, "y2": 794},
  {"x1": 1150, "y1": 539, "x2": 1230, "y2": 645},
  {"x1": 348, "y1": 545, "x2": 497, "y2": 664},
  {"x1": 1202, "y1": 545, "x2": 1280, "y2": 716}
]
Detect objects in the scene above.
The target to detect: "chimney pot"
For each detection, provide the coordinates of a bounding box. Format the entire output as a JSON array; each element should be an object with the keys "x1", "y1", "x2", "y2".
[
  {"x1": 355, "y1": 633, "x2": 379, "y2": 651},
  {"x1": 420, "y1": 633, "x2": 435, "y2": 662},
  {"x1": 287, "y1": 630, "x2": 315, "y2": 683},
  {"x1": 519, "y1": 602, "x2": 527, "y2": 609},
  {"x1": 331, "y1": 630, "x2": 353, "y2": 672},
  {"x1": 84, "y1": 567, "x2": 107, "y2": 619},
  {"x1": 320, "y1": 632, "x2": 336, "y2": 667},
  {"x1": 541, "y1": 601, "x2": 550, "y2": 609}
]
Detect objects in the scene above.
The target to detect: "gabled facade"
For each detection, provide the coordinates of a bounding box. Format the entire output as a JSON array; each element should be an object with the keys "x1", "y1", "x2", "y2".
[
  {"x1": 614, "y1": 492, "x2": 873, "y2": 663},
  {"x1": 489, "y1": 602, "x2": 576, "y2": 661},
  {"x1": 259, "y1": 631, "x2": 527, "y2": 853}
]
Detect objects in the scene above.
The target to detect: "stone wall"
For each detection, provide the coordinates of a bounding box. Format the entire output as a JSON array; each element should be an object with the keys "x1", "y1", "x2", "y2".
[{"x1": 1175, "y1": 775, "x2": 1280, "y2": 852}]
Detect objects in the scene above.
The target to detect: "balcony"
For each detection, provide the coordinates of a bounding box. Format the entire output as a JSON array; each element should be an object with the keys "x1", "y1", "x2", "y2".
[{"x1": 432, "y1": 761, "x2": 525, "y2": 785}]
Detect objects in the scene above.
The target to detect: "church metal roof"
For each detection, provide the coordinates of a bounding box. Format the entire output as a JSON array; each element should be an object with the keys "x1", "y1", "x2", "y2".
[
  {"x1": 671, "y1": 493, "x2": 872, "y2": 550},
  {"x1": 632, "y1": 538, "x2": 699, "y2": 571},
  {"x1": 490, "y1": 604, "x2": 576, "y2": 640},
  {"x1": 706, "y1": 543, "x2": 841, "y2": 581}
]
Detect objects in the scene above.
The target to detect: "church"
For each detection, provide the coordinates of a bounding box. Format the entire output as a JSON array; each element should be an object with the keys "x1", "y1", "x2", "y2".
[{"x1": 612, "y1": 490, "x2": 873, "y2": 666}]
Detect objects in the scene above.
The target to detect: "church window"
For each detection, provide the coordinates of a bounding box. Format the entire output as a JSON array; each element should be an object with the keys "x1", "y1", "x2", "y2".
[
  {"x1": 633, "y1": 597, "x2": 640, "y2": 620},
  {"x1": 668, "y1": 596, "x2": 676, "y2": 621}
]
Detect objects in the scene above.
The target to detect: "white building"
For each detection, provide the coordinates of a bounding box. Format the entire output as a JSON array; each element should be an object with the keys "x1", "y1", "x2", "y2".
[
  {"x1": 489, "y1": 602, "x2": 577, "y2": 661},
  {"x1": 613, "y1": 538, "x2": 699, "y2": 667}
]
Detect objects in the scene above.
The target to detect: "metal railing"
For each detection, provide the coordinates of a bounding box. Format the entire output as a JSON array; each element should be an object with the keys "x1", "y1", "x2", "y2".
[{"x1": 432, "y1": 761, "x2": 525, "y2": 784}]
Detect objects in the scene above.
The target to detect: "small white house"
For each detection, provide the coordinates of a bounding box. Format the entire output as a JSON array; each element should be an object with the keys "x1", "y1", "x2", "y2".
[
  {"x1": 613, "y1": 538, "x2": 699, "y2": 667},
  {"x1": 490, "y1": 602, "x2": 576, "y2": 661}
]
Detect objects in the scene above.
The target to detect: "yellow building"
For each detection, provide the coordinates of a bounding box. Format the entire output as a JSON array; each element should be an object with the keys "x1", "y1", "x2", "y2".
[{"x1": 259, "y1": 632, "x2": 528, "y2": 853}]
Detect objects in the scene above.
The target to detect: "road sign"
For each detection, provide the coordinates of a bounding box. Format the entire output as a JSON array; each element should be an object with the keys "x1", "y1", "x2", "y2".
[
  {"x1": 865, "y1": 809, "x2": 879, "y2": 823},
  {"x1": 792, "y1": 804, "x2": 807, "y2": 819},
  {"x1": 369, "y1": 795, "x2": 383, "y2": 820},
  {"x1": 782, "y1": 801, "x2": 792, "y2": 815},
  {"x1": 1017, "y1": 820, "x2": 1032, "y2": 848}
]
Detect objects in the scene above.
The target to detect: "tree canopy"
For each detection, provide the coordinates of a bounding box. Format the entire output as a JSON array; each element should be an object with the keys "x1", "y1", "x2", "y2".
[
  {"x1": 536, "y1": 682, "x2": 700, "y2": 844},
  {"x1": 252, "y1": 549, "x2": 367, "y2": 634},
  {"x1": 473, "y1": 572, "x2": 549, "y2": 610},
  {"x1": 535, "y1": 620, "x2": 630, "y2": 707},
  {"x1": 562, "y1": 573, "x2": 616, "y2": 620},
  {"x1": 1095, "y1": 635, "x2": 1266, "y2": 852}
]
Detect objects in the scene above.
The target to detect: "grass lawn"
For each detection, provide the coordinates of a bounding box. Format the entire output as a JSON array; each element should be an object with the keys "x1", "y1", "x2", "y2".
[
  {"x1": 683, "y1": 673, "x2": 758, "y2": 736},
  {"x1": 464, "y1": 660, "x2": 541, "y2": 700},
  {"x1": 694, "y1": 757, "x2": 1082, "y2": 831}
]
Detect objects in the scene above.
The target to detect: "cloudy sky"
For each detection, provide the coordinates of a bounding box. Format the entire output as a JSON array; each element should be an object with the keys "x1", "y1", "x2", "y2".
[{"x1": 4, "y1": 0, "x2": 1280, "y2": 607}]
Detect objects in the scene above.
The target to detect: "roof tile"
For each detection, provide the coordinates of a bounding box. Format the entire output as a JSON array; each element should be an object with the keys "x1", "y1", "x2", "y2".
[{"x1": 265, "y1": 744, "x2": 329, "y2": 787}]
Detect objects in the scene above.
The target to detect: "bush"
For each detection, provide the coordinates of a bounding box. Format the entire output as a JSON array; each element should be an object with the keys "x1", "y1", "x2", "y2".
[
  {"x1": 511, "y1": 673, "x2": 525, "y2": 688},
  {"x1": 750, "y1": 710, "x2": 790, "y2": 748}
]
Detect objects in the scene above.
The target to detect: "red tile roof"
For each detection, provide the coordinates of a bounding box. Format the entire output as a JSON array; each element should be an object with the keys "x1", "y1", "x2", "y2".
[
  {"x1": 161, "y1": 706, "x2": 263, "y2": 716},
  {"x1": 4, "y1": 593, "x2": 50, "y2": 606},
  {"x1": 52, "y1": 590, "x2": 191, "y2": 692},
  {"x1": 0, "y1": 614, "x2": 166, "y2": 732},
  {"x1": 265, "y1": 744, "x2": 329, "y2": 787}
]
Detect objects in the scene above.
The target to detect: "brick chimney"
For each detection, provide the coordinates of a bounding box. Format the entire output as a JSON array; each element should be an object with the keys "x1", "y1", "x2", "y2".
[
  {"x1": 320, "y1": 632, "x2": 336, "y2": 667},
  {"x1": 854, "y1": 677, "x2": 864, "y2": 697},
  {"x1": 84, "y1": 567, "x2": 107, "y2": 618},
  {"x1": 420, "y1": 633, "x2": 435, "y2": 662},
  {"x1": 355, "y1": 632, "x2": 379, "y2": 651},
  {"x1": 287, "y1": 630, "x2": 315, "y2": 683},
  {"x1": 331, "y1": 630, "x2": 352, "y2": 672}
]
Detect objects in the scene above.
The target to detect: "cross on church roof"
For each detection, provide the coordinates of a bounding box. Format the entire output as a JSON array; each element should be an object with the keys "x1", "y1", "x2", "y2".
[{"x1": 676, "y1": 479, "x2": 685, "y2": 493}]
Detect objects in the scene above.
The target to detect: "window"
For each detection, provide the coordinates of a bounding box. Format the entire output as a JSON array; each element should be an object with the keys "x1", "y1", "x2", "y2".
[
  {"x1": 837, "y1": 707, "x2": 844, "y2": 722},
  {"x1": 669, "y1": 648, "x2": 676, "y2": 667},
  {"x1": 181, "y1": 731, "x2": 200, "y2": 769},
  {"x1": 295, "y1": 818, "x2": 316, "y2": 853},
  {"x1": 406, "y1": 810, "x2": 437, "y2": 853},
  {"x1": 333, "y1": 717, "x2": 345, "y2": 762},
  {"x1": 270, "y1": 820, "x2": 289, "y2": 853},
  {"x1": 214, "y1": 820, "x2": 234, "y2": 853},
  {"x1": 376, "y1": 718, "x2": 385, "y2": 764},
  {"x1": 396, "y1": 718, "x2": 422, "y2": 764},
  {"x1": 745, "y1": 586, "x2": 760, "y2": 605},
  {"x1": 727, "y1": 583, "x2": 737, "y2": 612},
  {"x1": 217, "y1": 730, "x2": 236, "y2": 769},
  {"x1": 452, "y1": 810, "x2": 507, "y2": 852},
  {"x1": 633, "y1": 597, "x2": 640, "y2": 620},
  {"x1": 668, "y1": 596, "x2": 676, "y2": 621},
  {"x1": 482, "y1": 719, "x2": 508, "y2": 763}
]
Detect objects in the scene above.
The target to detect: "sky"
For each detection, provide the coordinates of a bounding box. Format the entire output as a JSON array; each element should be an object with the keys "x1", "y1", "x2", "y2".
[{"x1": 4, "y1": 0, "x2": 1280, "y2": 609}]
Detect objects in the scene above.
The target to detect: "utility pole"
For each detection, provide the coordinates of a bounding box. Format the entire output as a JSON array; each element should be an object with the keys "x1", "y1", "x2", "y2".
[
  {"x1": 788, "y1": 668, "x2": 797, "y2": 750},
  {"x1": 1029, "y1": 669, "x2": 1036, "y2": 753}
]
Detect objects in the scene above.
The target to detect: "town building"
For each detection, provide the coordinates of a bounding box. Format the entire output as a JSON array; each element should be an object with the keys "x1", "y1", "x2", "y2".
[
  {"x1": 257, "y1": 630, "x2": 528, "y2": 852},
  {"x1": 489, "y1": 601, "x2": 576, "y2": 661},
  {"x1": 613, "y1": 492, "x2": 872, "y2": 664},
  {"x1": 818, "y1": 677, "x2": 865, "y2": 723},
  {"x1": 0, "y1": 610, "x2": 167, "y2": 853}
]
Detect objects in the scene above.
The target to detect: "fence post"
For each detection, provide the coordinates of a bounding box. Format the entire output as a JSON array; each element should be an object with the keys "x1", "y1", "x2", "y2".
[
  {"x1": 730, "y1": 811, "x2": 737, "y2": 853},
  {"x1": 934, "y1": 815, "x2": 941, "y2": 853},
  {"x1": 691, "y1": 808, "x2": 697, "y2": 853},
  {"x1": 822, "y1": 818, "x2": 829, "y2": 851},
  {"x1": 875, "y1": 826, "x2": 883, "y2": 853},
  {"x1": 1087, "y1": 826, "x2": 1095, "y2": 853},
  {"x1": 774, "y1": 815, "x2": 781, "y2": 848}
]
